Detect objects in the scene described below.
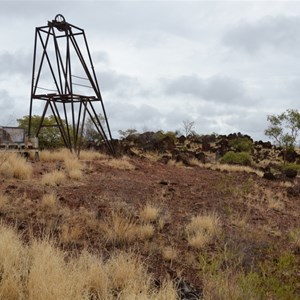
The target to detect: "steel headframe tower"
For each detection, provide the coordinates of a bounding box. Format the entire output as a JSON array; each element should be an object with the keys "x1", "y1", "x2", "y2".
[{"x1": 28, "y1": 14, "x2": 115, "y2": 155}]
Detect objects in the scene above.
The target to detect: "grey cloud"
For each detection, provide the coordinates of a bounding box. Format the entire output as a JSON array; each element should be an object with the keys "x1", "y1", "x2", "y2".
[
  {"x1": 0, "y1": 89, "x2": 26, "y2": 125},
  {"x1": 92, "y1": 51, "x2": 110, "y2": 65},
  {"x1": 164, "y1": 75, "x2": 246, "y2": 104},
  {"x1": 223, "y1": 15, "x2": 300, "y2": 54},
  {"x1": 0, "y1": 90, "x2": 14, "y2": 110},
  {"x1": 98, "y1": 70, "x2": 140, "y2": 97},
  {"x1": 105, "y1": 101, "x2": 163, "y2": 134},
  {"x1": 0, "y1": 51, "x2": 32, "y2": 78}
]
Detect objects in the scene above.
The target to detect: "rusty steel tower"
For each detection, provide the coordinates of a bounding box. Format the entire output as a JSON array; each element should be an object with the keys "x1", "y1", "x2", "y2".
[{"x1": 28, "y1": 14, "x2": 115, "y2": 155}]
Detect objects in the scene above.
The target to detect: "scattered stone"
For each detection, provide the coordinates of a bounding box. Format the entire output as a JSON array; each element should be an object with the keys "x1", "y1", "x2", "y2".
[
  {"x1": 202, "y1": 141, "x2": 211, "y2": 152},
  {"x1": 158, "y1": 155, "x2": 171, "y2": 165},
  {"x1": 6, "y1": 184, "x2": 17, "y2": 189},
  {"x1": 175, "y1": 278, "x2": 203, "y2": 300},
  {"x1": 195, "y1": 152, "x2": 206, "y2": 163},
  {"x1": 287, "y1": 185, "x2": 300, "y2": 197},
  {"x1": 263, "y1": 172, "x2": 276, "y2": 180},
  {"x1": 284, "y1": 168, "x2": 297, "y2": 179},
  {"x1": 175, "y1": 153, "x2": 190, "y2": 166},
  {"x1": 178, "y1": 135, "x2": 186, "y2": 144},
  {"x1": 159, "y1": 180, "x2": 169, "y2": 185}
]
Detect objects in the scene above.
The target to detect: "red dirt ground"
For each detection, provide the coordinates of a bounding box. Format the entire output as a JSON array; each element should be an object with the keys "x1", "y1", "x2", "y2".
[{"x1": 1, "y1": 157, "x2": 300, "y2": 289}]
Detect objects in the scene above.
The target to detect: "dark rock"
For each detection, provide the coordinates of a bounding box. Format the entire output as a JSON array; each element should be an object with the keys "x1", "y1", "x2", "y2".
[
  {"x1": 254, "y1": 140, "x2": 272, "y2": 149},
  {"x1": 215, "y1": 139, "x2": 229, "y2": 157},
  {"x1": 280, "y1": 149, "x2": 299, "y2": 163},
  {"x1": 158, "y1": 155, "x2": 171, "y2": 164},
  {"x1": 263, "y1": 172, "x2": 276, "y2": 180},
  {"x1": 175, "y1": 278, "x2": 203, "y2": 300},
  {"x1": 176, "y1": 153, "x2": 190, "y2": 166},
  {"x1": 287, "y1": 185, "x2": 300, "y2": 197},
  {"x1": 202, "y1": 141, "x2": 211, "y2": 152},
  {"x1": 171, "y1": 149, "x2": 181, "y2": 158},
  {"x1": 201, "y1": 134, "x2": 217, "y2": 144},
  {"x1": 178, "y1": 135, "x2": 186, "y2": 144},
  {"x1": 227, "y1": 133, "x2": 238, "y2": 140},
  {"x1": 159, "y1": 180, "x2": 169, "y2": 185},
  {"x1": 284, "y1": 168, "x2": 297, "y2": 179},
  {"x1": 195, "y1": 152, "x2": 206, "y2": 163},
  {"x1": 6, "y1": 184, "x2": 17, "y2": 189}
]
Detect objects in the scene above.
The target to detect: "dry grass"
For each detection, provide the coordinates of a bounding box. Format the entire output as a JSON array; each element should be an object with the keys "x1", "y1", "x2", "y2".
[
  {"x1": 79, "y1": 150, "x2": 108, "y2": 160},
  {"x1": 64, "y1": 158, "x2": 83, "y2": 180},
  {"x1": 264, "y1": 189, "x2": 285, "y2": 211},
  {"x1": 59, "y1": 207, "x2": 99, "y2": 243},
  {"x1": 0, "y1": 153, "x2": 32, "y2": 180},
  {"x1": 186, "y1": 213, "x2": 220, "y2": 249},
  {"x1": 41, "y1": 171, "x2": 66, "y2": 186},
  {"x1": 162, "y1": 246, "x2": 178, "y2": 262},
  {"x1": 140, "y1": 203, "x2": 160, "y2": 223},
  {"x1": 41, "y1": 149, "x2": 85, "y2": 180},
  {"x1": 194, "y1": 161, "x2": 263, "y2": 177},
  {"x1": 142, "y1": 150, "x2": 162, "y2": 162},
  {"x1": 40, "y1": 148, "x2": 74, "y2": 162},
  {"x1": 0, "y1": 224, "x2": 177, "y2": 299},
  {"x1": 0, "y1": 194, "x2": 8, "y2": 212},
  {"x1": 289, "y1": 228, "x2": 300, "y2": 248},
  {"x1": 167, "y1": 159, "x2": 185, "y2": 168},
  {"x1": 41, "y1": 193, "x2": 59, "y2": 211},
  {"x1": 102, "y1": 157, "x2": 135, "y2": 170},
  {"x1": 202, "y1": 271, "x2": 244, "y2": 300},
  {"x1": 229, "y1": 212, "x2": 249, "y2": 229},
  {"x1": 139, "y1": 224, "x2": 155, "y2": 240},
  {"x1": 0, "y1": 225, "x2": 29, "y2": 300},
  {"x1": 101, "y1": 211, "x2": 155, "y2": 245}
]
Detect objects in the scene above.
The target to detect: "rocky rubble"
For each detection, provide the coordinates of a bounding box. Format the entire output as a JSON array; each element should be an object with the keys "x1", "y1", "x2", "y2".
[{"x1": 114, "y1": 131, "x2": 289, "y2": 166}]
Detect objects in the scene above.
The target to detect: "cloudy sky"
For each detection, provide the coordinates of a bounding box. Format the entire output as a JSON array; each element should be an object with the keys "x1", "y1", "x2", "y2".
[{"x1": 1, "y1": 1, "x2": 300, "y2": 140}]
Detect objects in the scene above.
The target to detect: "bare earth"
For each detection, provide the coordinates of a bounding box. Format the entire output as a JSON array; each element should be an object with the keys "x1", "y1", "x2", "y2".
[{"x1": 1, "y1": 156, "x2": 300, "y2": 293}]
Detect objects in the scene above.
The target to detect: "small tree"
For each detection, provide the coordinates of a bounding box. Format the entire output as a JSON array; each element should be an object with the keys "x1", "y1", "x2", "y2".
[
  {"x1": 17, "y1": 115, "x2": 65, "y2": 149},
  {"x1": 264, "y1": 109, "x2": 300, "y2": 162},
  {"x1": 84, "y1": 114, "x2": 106, "y2": 142},
  {"x1": 182, "y1": 120, "x2": 195, "y2": 137},
  {"x1": 118, "y1": 128, "x2": 138, "y2": 139}
]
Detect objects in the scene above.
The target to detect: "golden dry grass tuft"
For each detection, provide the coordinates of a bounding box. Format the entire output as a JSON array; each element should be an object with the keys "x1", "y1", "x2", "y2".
[
  {"x1": 0, "y1": 224, "x2": 177, "y2": 299},
  {"x1": 162, "y1": 246, "x2": 178, "y2": 262},
  {"x1": 79, "y1": 150, "x2": 108, "y2": 160},
  {"x1": 140, "y1": 203, "x2": 160, "y2": 223},
  {"x1": 186, "y1": 213, "x2": 220, "y2": 249},
  {"x1": 102, "y1": 157, "x2": 135, "y2": 170},
  {"x1": 101, "y1": 211, "x2": 155, "y2": 245},
  {"x1": 40, "y1": 148, "x2": 75, "y2": 162},
  {"x1": 41, "y1": 193, "x2": 59, "y2": 212},
  {"x1": 194, "y1": 161, "x2": 263, "y2": 177},
  {"x1": 64, "y1": 158, "x2": 83, "y2": 180},
  {"x1": 0, "y1": 153, "x2": 32, "y2": 180},
  {"x1": 167, "y1": 159, "x2": 185, "y2": 168},
  {"x1": 40, "y1": 148, "x2": 74, "y2": 162},
  {"x1": 59, "y1": 207, "x2": 99, "y2": 243},
  {"x1": 0, "y1": 225, "x2": 28, "y2": 300},
  {"x1": 41, "y1": 171, "x2": 66, "y2": 186}
]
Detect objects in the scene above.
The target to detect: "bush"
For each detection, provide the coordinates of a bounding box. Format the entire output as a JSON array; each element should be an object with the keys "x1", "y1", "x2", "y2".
[
  {"x1": 282, "y1": 163, "x2": 300, "y2": 173},
  {"x1": 220, "y1": 151, "x2": 252, "y2": 166},
  {"x1": 228, "y1": 137, "x2": 253, "y2": 152}
]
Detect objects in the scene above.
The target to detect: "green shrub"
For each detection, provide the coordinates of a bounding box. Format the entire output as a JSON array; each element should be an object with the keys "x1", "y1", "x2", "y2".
[
  {"x1": 220, "y1": 151, "x2": 252, "y2": 166},
  {"x1": 282, "y1": 163, "x2": 300, "y2": 173},
  {"x1": 228, "y1": 137, "x2": 253, "y2": 152}
]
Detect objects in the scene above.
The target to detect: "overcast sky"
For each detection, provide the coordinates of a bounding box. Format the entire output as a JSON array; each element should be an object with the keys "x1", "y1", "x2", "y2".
[{"x1": 1, "y1": 1, "x2": 300, "y2": 140}]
